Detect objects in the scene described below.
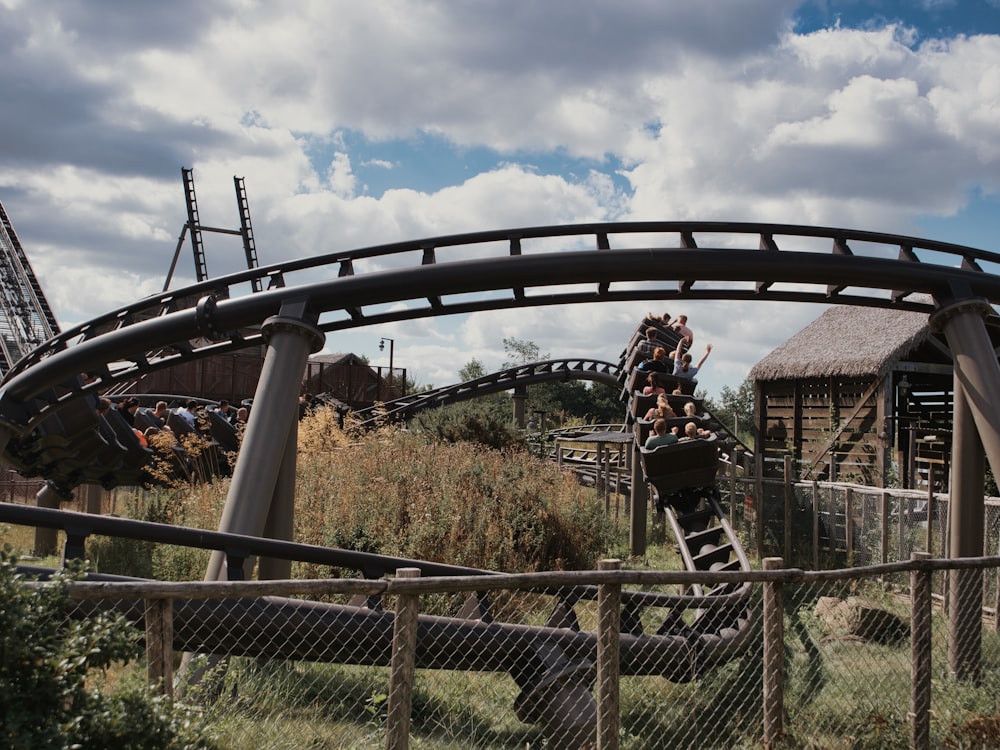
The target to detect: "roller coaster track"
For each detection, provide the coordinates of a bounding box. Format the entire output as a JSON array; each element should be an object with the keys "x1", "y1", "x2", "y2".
[
  {"x1": 348, "y1": 357, "x2": 620, "y2": 427},
  {"x1": 2, "y1": 220, "x2": 996, "y2": 491},
  {"x1": 2, "y1": 219, "x2": 997, "y2": 742}
]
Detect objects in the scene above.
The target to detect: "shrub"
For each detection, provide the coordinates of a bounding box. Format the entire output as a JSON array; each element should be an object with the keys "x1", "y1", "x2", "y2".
[{"x1": 0, "y1": 545, "x2": 216, "y2": 749}]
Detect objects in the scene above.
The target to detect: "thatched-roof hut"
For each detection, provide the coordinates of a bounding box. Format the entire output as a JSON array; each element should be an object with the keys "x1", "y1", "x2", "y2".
[{"x1": 749, "y1": 305, "x2": 957, "y2": 488}]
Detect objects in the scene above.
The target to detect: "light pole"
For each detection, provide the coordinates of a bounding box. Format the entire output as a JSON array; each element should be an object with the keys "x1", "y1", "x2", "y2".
[{"x1": 379, "y1": 337, "x2": 395, "y2": 397}]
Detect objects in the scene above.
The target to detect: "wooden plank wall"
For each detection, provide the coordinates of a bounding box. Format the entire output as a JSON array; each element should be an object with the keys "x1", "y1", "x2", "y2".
[{"x1": 759, "y1": 376, "x2": 886, "y2": 485}]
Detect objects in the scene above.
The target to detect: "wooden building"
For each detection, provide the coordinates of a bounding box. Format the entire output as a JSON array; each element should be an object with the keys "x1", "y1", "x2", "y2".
[
  {"x1": 129, "y1": 350, "x2": 402, "y2": 411},
  {"x1": 131, "y1": 344, "x2": 267, "y2": 405},
  {"x1": 748, "y1": 305, "x2": 960, "y2": 489},
  {"x1": 303, "y1": 353, "x2": 405, "y2": 407}
]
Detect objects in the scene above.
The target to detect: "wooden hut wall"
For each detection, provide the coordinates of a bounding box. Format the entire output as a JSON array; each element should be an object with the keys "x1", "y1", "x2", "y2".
[
  {"x1": 302, "y1": 362, "x2": 407, "y2": 407},
  {"x1": 757, "y1": 375, "x2": 887, "y2": 485},
  {"x1": 135, "y1": 348, "x2": 266, "y2": 403}
]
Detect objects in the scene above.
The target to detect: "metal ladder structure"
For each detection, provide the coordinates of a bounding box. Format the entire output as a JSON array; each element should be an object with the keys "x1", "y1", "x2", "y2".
[
  {"x1": 0, "y1": 200, "x2": 60, "y2": 378},
  {"x1": 163, "y1": 168, "x2": 264, "y2": 292},
  {"x1": 234, "y1": 176, "x2": 262, "y2": 293}
]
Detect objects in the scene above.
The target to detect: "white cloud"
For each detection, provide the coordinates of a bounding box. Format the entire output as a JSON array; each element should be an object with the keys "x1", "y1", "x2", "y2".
[{"x1": 0, "y1": 2, "x2": 996, "y2": 399}]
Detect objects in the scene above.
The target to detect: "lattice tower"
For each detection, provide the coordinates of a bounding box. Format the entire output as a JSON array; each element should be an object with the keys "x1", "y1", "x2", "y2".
[{"x1": 0, "y1": 201, "x2": 60, "y2": 377}]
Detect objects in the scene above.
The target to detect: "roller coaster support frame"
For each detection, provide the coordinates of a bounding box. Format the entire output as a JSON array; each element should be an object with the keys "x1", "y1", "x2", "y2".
[
  {"x1": 930, "y1": 297, "x2": 998, "y2": 682},
  {"x1": 948, "y1": 377, "x2": 983, "y2": 682},
  {"x1": 512, "y1": 386, "x2": 527, "y2": 429},
  {"x1": 629, "y1": 446, "x2": 646, "y2": 555},
  {"x1": 34, "y1": 480, "x2": 71, "y2": 557},
  {"x1": 931, "y1": 297, "x2": 1000, "y2": 485},
  {"x1": 259, "y1": 414, "x2": 297, "y2": 581},
  {"x1": 205, "y1": 298, "x2": 324, "y2": 582}
]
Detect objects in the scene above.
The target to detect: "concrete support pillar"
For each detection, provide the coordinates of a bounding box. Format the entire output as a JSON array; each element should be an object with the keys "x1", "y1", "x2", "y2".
[
  {"x1": 512, "y1": 386, "x2": 527, "y2": 429},
  {"x1": 205, "y1": 305, "x2": 323, "y2": 581},
  {"x1": 930, "y1": 298, "x2": 1000, "y2": 482},
  {"x1": 34, "y1": 481, "x2": 72, "y2": 556},
  {"x1": 948, "y1": 378, "x2": 983, "y2": 681}
]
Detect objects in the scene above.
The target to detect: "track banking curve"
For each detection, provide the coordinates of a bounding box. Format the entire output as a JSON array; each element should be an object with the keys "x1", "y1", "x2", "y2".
[{"x1": 2, "y1": 221, "x2": 999, "y2": 437}]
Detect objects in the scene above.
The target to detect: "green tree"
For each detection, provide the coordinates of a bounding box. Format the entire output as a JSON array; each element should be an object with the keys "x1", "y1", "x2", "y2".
[
  {"x1": 459, "y1": 358, "x2": 488, "y2": 381},
  {"x1": 503, "y1": 337, "x2": 546, "y2": 366},
  {"x1": 705, "y1": 378, "x2": 755, "y2": 445}
]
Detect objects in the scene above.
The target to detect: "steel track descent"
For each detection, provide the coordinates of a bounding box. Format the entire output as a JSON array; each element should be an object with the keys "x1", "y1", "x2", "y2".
[
  {"x1": 2, "y1": 221, "x2": 999, "y2": 433},
  {"x1": 348, "y1": 357, "x2": 621, "y2": 427}
]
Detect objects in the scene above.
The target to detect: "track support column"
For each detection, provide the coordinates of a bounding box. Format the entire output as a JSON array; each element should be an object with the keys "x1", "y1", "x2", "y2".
[
  {"x1": 259, "y1": 414, "x2": 298, "y2": 581},
  {"x1": 34, "y1": 480, "x2": 71, "y2": 556},
  {"x1": 947, "y1": 375, "x2": 984, "y2": 681},
  {"x1": 205, "y1": 299, "x2": 323, "y2": 581},
  {"x1": 930, "y1": 298, "x2": 1000, "y2": 482},
  {"x1": 629, "y1": 445, "x2": 646, "y2": 556}
]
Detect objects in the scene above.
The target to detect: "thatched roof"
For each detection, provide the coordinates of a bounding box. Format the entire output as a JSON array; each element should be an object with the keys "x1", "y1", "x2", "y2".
[{"x1": 749, "y1": 306, "x2": 932, "y2": 382}]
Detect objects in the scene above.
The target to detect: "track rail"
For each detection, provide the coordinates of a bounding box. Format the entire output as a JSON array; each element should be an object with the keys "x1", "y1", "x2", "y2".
[
  {"x1": 3, "y1": 221, "x2": 998, "y2": 435},
  {"x1": 349, "y1": 357, "x2": 620, "y2": 427}
]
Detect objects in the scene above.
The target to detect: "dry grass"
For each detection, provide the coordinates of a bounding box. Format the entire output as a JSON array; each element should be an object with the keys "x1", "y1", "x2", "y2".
[{"x1": 293, "y1": 417, "x2": 616, "y2": 572}]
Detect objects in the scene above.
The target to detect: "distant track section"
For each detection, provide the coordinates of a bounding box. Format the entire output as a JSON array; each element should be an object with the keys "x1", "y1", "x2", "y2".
[{"x1": 348, "y1": 358, "x2": 620, "y2": 428}]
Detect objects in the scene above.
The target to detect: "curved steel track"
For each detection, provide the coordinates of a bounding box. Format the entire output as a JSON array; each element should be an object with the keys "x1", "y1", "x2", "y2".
[
  {"x1": 348, "y1": 357, "x2": 620, "y2": 427},
  {"x1": 2, "y1": 221, "x2": 998, "y2": 435}
]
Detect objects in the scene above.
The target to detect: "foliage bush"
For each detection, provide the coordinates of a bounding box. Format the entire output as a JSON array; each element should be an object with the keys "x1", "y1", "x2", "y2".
[
  {"x1": 411, "y1": 402, "x2": 525, "y2": 451},
  {"x1": 0, "y1": 545, "x2": 216, "y2": 749}
]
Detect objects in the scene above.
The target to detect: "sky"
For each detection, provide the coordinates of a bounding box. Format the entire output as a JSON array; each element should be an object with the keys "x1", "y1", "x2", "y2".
[{"x1": 1, "y1": 0, "x2": 999, "y2": 401}]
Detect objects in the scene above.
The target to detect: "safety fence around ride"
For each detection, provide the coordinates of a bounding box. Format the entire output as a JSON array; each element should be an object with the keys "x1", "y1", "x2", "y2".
[{"x1": 17, "y1": 557, "x2": 1000, "y2": 749}]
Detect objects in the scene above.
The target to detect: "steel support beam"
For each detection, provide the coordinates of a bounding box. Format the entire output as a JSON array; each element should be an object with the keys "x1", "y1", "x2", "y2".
[
  {"x1": 205, "y1": 306, "x2": 323, "y2": 582},
  {"x1": 33, "y1": 480, "x2": 69, "y2": 556},
  {"x1": 947, "y1": 377, "x2": 983, "y2": 681},
  {"x1": 259, "y1": 415, "x2": 298, "y2": 581},
  {"x1": 629, "y1": 446, "x2": 646, "y2": 556},
  {"x1": 930, "y1": 299, "x2": 1000, "y2": 482}
]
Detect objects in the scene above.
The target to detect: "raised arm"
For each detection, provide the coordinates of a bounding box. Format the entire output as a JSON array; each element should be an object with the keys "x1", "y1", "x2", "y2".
[{"x1": 696, "y1": 343, "x2": 713, "y2": 370}]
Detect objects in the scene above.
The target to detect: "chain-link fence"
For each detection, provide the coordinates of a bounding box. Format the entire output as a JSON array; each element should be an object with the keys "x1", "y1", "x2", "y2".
[{"x1": 20, "y1": 557, "x2": 991, "y2": 749}]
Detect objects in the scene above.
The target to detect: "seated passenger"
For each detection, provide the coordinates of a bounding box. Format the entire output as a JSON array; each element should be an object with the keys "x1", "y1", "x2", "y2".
[
  {"x1": 635, "y1": 327, "x2": 659, "y2": 360},
  {"x1": 637, "y1": 346, "x2": 670, "y2": 373},
  {"x1": 678, "y1": 421, "x2": 700, "y2": 442},
  {"x1": 150, "y1": 400, "x2": 170, "y2": 427},
  {"x1": 671, "y1": 314, "x2": 694, "y2": 350},
  {"x1": 673, "y1": 343, "x2": 712, "y2": 380},
  {"x1": 683, "y1": 401, "x2": 699, "y2": 418},
  {"x1": 644, "y1": 418, "x2": 679, "y2": 449},
  {"x1": 641, "y1": 372, "x2": 666, "y2": 396},
  {"x1": 644, "y1": 394, "x2": 677, "y2": 421}
]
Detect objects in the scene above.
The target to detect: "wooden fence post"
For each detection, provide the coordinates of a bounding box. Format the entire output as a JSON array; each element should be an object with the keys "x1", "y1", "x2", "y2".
[
  {"x1": 763, "y1": 557, "x2": 785, "y2": 749},
  {"x1": 783, "y1": 455, "x2": 793, "y2": 562},
  {"x1": 880, "y1": 490, "x2": 890, "y2": 567},
  {"x1": 926, "y1": 465, "x2": 935, "y2": 554},
  {"x1": 730, "y1": 448, "x2": 740, "y2": 527},
  {"x1": 812, "y1": 481, "x2": 820, "y2": 570},
  {"x1": 597, "y1": 559, "x2": 621, "y2": 750},
  {"x1": 386, "y1": 568, "x2": 421, "y2": 750},
  {"x1": 145, "y1": 597, "x2": 174, "y2": 700},
  {"x1": 845, "y1": 488, "x2": 854, "y2": 567}
]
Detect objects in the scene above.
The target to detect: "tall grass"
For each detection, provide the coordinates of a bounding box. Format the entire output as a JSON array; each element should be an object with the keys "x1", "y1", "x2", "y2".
[
  {"x1": 294, "y1": 418, "x2": 617, "y2": 573},
  {"x1": 87, "y1": 411, "x2": 617, "y2": 579}
]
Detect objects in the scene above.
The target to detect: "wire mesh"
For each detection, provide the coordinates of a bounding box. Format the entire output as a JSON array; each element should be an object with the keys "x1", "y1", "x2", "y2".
[{"x1": 25, "y1": 558, "x2": 996, "y2": 750}]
